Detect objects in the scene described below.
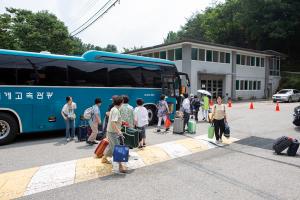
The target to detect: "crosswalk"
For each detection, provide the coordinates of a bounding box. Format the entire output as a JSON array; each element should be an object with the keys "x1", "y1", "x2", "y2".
[{"x1": 0, "y1": 135, "x2": 238, "y2": 200}]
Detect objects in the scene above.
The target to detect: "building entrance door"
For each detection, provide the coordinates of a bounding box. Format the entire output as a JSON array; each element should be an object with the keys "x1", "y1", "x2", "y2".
[{"x1": 200, "y1": 79, "x2": 223, "y2": 98}]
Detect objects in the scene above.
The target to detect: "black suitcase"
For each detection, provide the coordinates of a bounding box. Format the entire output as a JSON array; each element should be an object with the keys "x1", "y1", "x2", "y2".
[
  {"x1": 77, "y1": 120, "x2": 89, "y2": 141},
  {"x1": 272, "y1": 136, "x2": 293, "y2": 154},
  {"x1": 287, "y1": 139, "x2": 299, "y2": 156}
]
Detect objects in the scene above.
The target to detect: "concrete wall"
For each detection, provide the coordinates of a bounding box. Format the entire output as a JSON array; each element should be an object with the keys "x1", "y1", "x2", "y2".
[
  {"x1": 191, "y1": 61, "x2": 232, "y2": 94},
  {"x1": 269, "y1": 76, "x2": 281, "y2": 94}
]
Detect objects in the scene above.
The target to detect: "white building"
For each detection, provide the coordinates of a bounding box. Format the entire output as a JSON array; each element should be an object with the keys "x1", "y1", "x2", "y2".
[{"x1": 127, "y1": 40, "x2": 284, "y2": 100}]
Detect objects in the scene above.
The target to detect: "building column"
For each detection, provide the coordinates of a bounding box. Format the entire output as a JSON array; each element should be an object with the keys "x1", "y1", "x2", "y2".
[
  {"x1": 182, "y1": 43, "x2": 192, "y2": 94},
  {"x1": 231, "y1": 51, "x2": 237, "y2": 99}
]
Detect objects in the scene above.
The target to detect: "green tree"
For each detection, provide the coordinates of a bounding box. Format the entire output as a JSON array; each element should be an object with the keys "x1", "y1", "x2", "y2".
[
  {"x1": 165, "y1": 0, "x2": 300, "y2": 60},
  {"x1": 0, "y1": 8, "x2": 119, "y2": 55}
]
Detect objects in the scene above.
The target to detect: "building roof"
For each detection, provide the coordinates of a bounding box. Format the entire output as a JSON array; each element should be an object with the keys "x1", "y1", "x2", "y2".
[{"x1": 125, "y1": 39, "x2": 285, "y2": 57}]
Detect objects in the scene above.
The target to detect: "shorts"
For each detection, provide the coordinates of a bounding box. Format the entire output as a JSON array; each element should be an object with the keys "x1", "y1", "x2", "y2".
[{"x1": 136, "y1": 126, "x2": 146, "y2": 141}]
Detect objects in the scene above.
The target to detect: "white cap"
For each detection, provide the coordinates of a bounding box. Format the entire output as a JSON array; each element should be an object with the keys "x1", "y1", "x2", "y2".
[{"x1": 190, "y1": 94, "x2": 194, "y2": 97}]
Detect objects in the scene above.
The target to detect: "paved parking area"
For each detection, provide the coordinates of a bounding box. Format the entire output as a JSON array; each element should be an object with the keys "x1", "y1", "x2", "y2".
[{"x1": 1, "y1": 101, "x2": 300, "y2": 200}]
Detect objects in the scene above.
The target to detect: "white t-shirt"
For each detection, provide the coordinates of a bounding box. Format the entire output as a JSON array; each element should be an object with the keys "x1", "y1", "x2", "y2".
[
  {"x1": 62, "y1": 102, "x2": 77, "y2": 117},
  {"x1": 134, "y1": 106, "x2": 149, "y2": 127}
]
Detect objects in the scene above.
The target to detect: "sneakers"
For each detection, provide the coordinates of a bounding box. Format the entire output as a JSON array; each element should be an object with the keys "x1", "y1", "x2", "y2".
[
  {"x1": 156, "y1": 129, "x2": 161, "y2": 133},
  {"x1": 66, "y1": 138, "x2": 71, "y2": 142},
  {"x1": 215, "y1": 140, "x2": 220, "y2": 144}
]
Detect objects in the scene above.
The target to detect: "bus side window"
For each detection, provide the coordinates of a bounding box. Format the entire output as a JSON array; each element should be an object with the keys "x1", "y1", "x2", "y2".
[
  {"x1": 0, "y1": 55, "x2": 17, "y2": 85},
  {"x1": 67, "y1": 61, "x2": 108, "y2": 87},
  {"x1": 108, "y1": 63, "x2": 142, "y2": 87}
]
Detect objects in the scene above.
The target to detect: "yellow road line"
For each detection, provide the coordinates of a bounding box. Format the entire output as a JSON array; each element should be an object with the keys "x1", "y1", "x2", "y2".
[
  {"x1": 0, "y1": 135, "x2": 239, "y2": 199},
  {"x1": 0, "y1": 167, "x2": 38, "y2": 200},
  {"x1": 175, "y1": 138, "x2": 209, "y2": 153},
  {"x1": 136, "y1": 145, "x2": 171, "y2": 165},
  {"x1": 75, "y1": 157, "x2": 112, "y2": 183}
]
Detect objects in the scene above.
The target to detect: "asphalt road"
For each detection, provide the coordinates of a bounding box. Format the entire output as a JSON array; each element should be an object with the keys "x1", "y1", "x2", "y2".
[{"x1": 1, "y1": 101, "x2": 300, "y2": 200}]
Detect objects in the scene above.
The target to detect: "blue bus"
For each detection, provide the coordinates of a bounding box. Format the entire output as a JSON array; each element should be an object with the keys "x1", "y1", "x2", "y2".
[{"x1": 0, "y1": 49, "x2": 190, "y2": 145}]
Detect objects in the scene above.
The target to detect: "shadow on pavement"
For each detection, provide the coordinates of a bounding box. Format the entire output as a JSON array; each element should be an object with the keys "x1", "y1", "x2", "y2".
[
  {"x1": 0, "y1": 131, "x2": 65, "y2": 149},
  {"x1": 234, "y1": 136, "x2": 274, "y2": 150}
]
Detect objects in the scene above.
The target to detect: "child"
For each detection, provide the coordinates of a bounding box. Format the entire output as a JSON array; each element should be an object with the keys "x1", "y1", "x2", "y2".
[{"x1": 134, "y1": 98, "x2": 149, "y2": 148}]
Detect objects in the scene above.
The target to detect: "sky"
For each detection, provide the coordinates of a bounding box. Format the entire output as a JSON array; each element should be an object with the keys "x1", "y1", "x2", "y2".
[{"x1": 1, "y1": 0, "x2": 224, "y2": 52}]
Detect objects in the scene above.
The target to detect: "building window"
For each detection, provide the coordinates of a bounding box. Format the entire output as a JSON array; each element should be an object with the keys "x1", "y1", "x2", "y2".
[
  {"x1": 253, "y1": 81, "x2": 257, "y2": 90},
  {"x1": 258, "y1": 81, "x2": 261, "y2": 90},
  {"x1": 261, "y1": 58, "x2": 264, "y2": 67},
  {"x1": 213, "y1": 51, "x2": 219, "y2": 62},
  {"x1": 251, "y1": 57, "x2": 255, "y2": 66},
  {"x1": 167, "y1": 49, "x2": 175, "y2": 61},
  {"x1": 249, "y1": 81, "x2": 253, "y2": 90},
  {"x1": 191, "y1": 48, "x2": 198, "y2": 60},
  {"x1": 244, "y1": 80, "x2": 248, "y2": 90},
  {"x1": 270, "y1": 57, "x2": 280, "y2": 76},
  {"x1": 236, "y1": 80, "x2": 239, "y2": 90},
  {"x1": 220, "y1": 52, "x2": 225, "y2": 63},
  {"x1": 236, "y1": 54, "x2": 241, "y2": 65},
  {"x1": 160, "y1": 51, "x2": 166, "y2": 59},
  {"x1": 175, "y1": 48, "x2": 182, "y2": 60},
  {"x1": 154, "y1": 52, "x2": 159, "y2": 58},
  {"x1": 240, "y1": 80, "x2": 244, "y2": 91},
  {"x1": 206, "y1": 50, "x2": 212, "y2": 62},
  {"x1": 199, "y1": 49, "x2": 205, "y2": 61},
  {"x1": 241, "y1": 55, "x2": 245, "y2": 65},
  {"x1": 246, "y1": 56, "x2": 250, "y2": 66},
  {"x1": 226, "y1": 53, "x2": 230, "y2": 63},
  {"x1": 256, "y1": 57, "x2": 260, "y2": 67}
]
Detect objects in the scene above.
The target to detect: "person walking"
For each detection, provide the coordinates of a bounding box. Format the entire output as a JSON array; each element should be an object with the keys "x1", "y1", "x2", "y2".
[
  {"x1": 119, "y1": 95, "x2": 134, "y2": 128},
  {"x1": 134, "y1": 98, "x2": 148, "y2": 148},
  {"x1": 61, "y1": 96, "x2": 77, "y2": 142},
  {"x1": 202, "y1": 94, "x2": 209, "y2": 121},
  {"x1": 182, "y1": 93, "x2": 191, "y2": 131},
  {"x1": 102, "y1": 96, "x2": 126, "y2": 173},
  {"x1": 191, "y1": 95, "x2": 201, "y2": 121},
  {"x1": 212, "y1": 96, "x2": 227, "y2": 144},
  {"x1": 87, "y1": 98, "x2": 102, "y2": 145},
  {"x1": 156, "y1": 95, "x2": 170, "y2": 132}
]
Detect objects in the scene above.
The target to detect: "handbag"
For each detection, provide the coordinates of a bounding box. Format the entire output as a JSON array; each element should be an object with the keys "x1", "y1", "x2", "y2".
[
  {"x1": 224, "y1": 123, "x2": 230, "y2": 138},
  {"x1": 113, "y1": 136, "x2": 129, "y2": 162},
  {"x1": 165, "y1": 117, "x2": 171, "y2": 128},
  {"x1": 208, "y1": 124, "x2": 215, "y2": 139}
]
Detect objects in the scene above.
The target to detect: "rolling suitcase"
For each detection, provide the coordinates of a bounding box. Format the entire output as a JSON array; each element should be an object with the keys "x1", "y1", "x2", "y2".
[
  {"x1": 173, "y1": 117, "x2": 184, "y2": 134},
  {"x1": 287, "y1": 139, "x2": 299, "y2": 156},
  {"x1": 77, "y1": 120, "x2": 89, "y2": 141},
  {"x1": 122, "y1": 127, "x2": 140, "y2": 148},
  {"x1": 188, "y1": 115, "x2": 196, "y2": 134},
  {"x1": 94, "y1": 138, "x2": 109, "y2": 158},
  {"x1": 272, "y1": 136, "x2": 293, "y2": 154}
]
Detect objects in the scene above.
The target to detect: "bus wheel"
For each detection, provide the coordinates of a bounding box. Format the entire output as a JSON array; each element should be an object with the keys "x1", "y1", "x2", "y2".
[
  {"x1": 0, "y1": 113, "x2": 18, "y2": 145},
  {"x1": 145, "y1": 105, "x2": 157, "y2": 126}
]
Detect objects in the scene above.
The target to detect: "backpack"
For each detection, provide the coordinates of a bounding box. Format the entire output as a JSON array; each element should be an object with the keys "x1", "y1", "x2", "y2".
[{"x1": 83, "y1": 106, "x2": 94, "y2": 120}]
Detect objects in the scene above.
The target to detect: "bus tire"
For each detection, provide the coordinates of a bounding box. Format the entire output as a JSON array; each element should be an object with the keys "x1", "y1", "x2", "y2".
[
  {"x1": 0, "y1": 113, "x2": 18, "y2": 145},
  {"x1": 145, "y1": 105, "x2": 157, "y2": 126}
]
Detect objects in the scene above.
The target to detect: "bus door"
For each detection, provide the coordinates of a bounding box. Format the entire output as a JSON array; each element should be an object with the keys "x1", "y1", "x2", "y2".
[
  {"x1": 175, "y1": 72, "x2": 190, "y2": 110},
  {"x1": 162, "y1": 75, "x2": 176, "y2": 119}
]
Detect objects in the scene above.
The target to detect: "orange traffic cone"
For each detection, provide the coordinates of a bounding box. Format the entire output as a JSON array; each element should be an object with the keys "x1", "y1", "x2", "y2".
[
  {"x1": 249, "y1": 102, "x2": 254, "y2": 109},
  {"x1": 228, "y1": 99, "x2": 232, "y2": 108},
  {"x1": 275, "y1": 102, "x2": 280, "y2": 112}
]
